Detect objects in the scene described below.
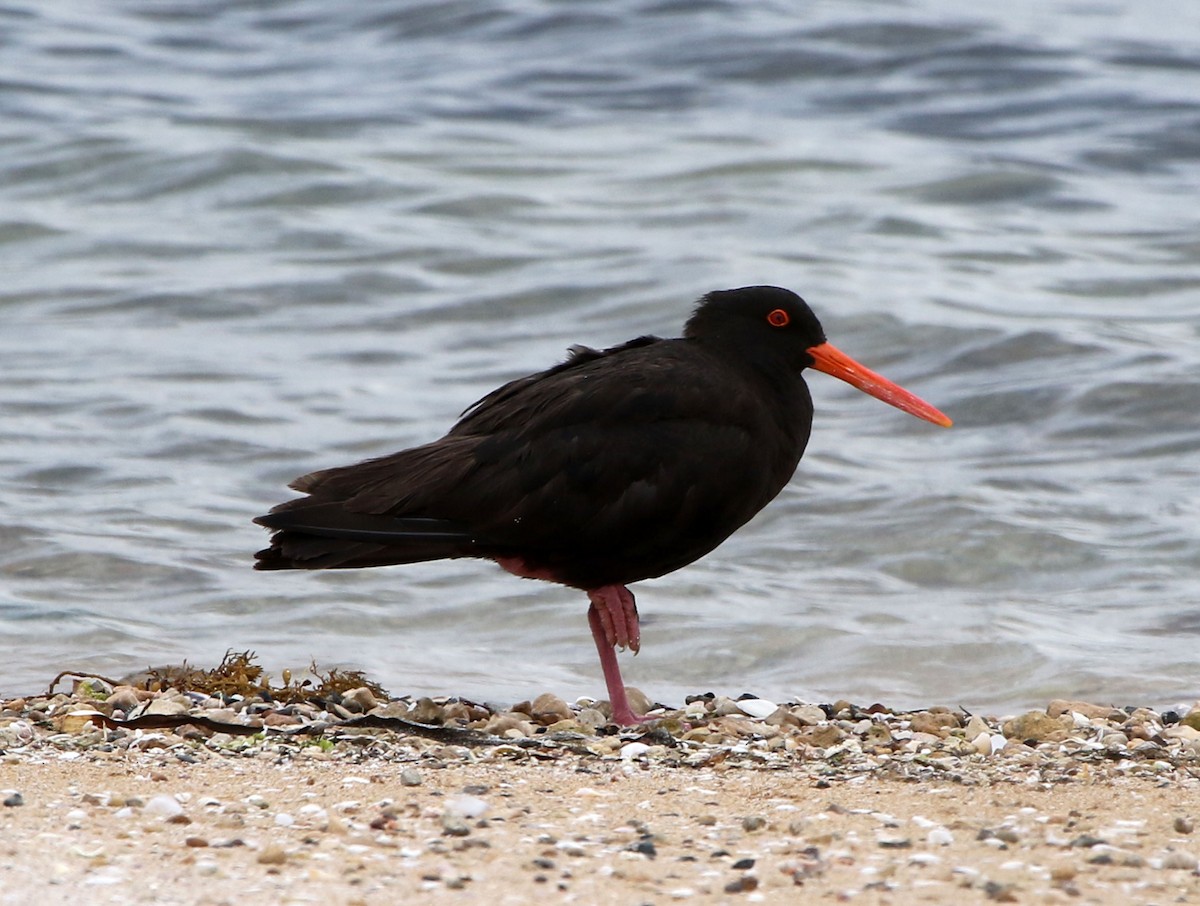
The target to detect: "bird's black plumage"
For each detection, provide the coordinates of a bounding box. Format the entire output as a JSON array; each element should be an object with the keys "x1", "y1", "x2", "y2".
[{"x1": 255, "y1": 287, "x2": 821, "y2": 588}]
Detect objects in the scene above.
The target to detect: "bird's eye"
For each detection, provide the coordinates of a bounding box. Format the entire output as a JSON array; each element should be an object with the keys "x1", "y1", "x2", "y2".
[{"x1": 766, "y1": 308, "x2": 790, "y2": 327}]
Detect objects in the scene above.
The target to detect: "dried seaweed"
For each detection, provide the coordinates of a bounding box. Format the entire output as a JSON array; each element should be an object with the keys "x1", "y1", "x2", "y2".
[{"x1": 49, "y1": 650, "x2": 389, "y2": 705}]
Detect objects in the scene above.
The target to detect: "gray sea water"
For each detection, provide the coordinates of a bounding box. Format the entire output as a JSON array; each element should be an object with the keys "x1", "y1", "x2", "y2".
[{"x1": 2, "y1": 0, "x2": 1198, "y2": 712}]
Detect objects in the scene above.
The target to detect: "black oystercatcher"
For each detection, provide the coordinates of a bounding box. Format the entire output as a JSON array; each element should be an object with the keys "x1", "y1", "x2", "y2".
[{"x1": 254, "y1": 286, "x2": 951, "y2": 725}]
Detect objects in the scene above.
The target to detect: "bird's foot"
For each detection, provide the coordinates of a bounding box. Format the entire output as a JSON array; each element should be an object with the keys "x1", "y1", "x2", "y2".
[
  {"x1": 587, "y1": 597, "x2": 652, "y2": 726},
  {"x1": 587, "y1": 584, "x2": 639, "y2": 652},
  {"x1": 609, "y1": 702, "x2": 657, "y2": 726}
]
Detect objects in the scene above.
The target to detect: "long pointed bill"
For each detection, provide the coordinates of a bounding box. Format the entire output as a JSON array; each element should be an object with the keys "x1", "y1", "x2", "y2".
[{"x1": 807, "y1": 342, "x2": 953, "y2": 427}]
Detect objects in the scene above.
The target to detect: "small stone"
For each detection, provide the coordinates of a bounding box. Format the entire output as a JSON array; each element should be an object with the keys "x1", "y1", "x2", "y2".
[
  {"x1": 1002, "y1": 710, "x2": 1067, "y2": 743},
  {"x1": 342, "y1": 687, "x2": 379, "y2": 713},
  {"x1": 55, "y1": 711, "x2": 102, "y2": 734},
  {"x1": 257, "y1": 845, "x2": 287, "y2": 865},
  {"x1": 484, "y1": 714, "x2": 530, "y2": 737},
  {"x1": 736, "y1": 699, "x2": 778, "y2": 720},
  {"x1": 927, "y1": 827, "x2": 954, "y2": 846},
  {"x1": 1161, "y1": 851, "x2": 1199, "y2": 870},
  {"x1": 575, "y1": 708, "x2": 607, "y2": 729},
  {"x1": 1174, "y1": 817, "x2": 1194, "y2": 835},
  {"x1": 185, "y1": 837, "x2": 209, "y2": 848},
  {"x1": 262, "y1": 711, "x2": 301, "y2": 727},
  {"x1": 711, "y1": 697, "x2": 744, "y2": 717},
  {"x1": 878, "y1": 836, "x2": 912, "y2": 849},
  {"x1": 445, "y1": 794, "x2": 488, "y2": 819},
  {"x1": 742, "y1": 816, "x2": 767, "y2": 832},
  {"x1": 144, "y1": 795, "x2": 184, "y2": 818},
  {"x1": 400, "y1": 769, "x2": 423, "y2": 787},
  {"x1": 530, "y1": 693, "x2": 572, "y2": 724},
  {"x1": 723, "y1": 876, "x2": 758, "y2": 894},
  {"x1": 806, "y1": 724, "x2": 846, "y2": 748},
  {"x1": 863, "y1": 724, "x2": 893, "y2": 747},
  {"x1": 1046, "y1": 699, "x2": 1124, "y2": 721},
  {"x1": 732, "y1": 858, "x2": 755, "y2": 870},
  {"x1": 791, "y1": 705, "x2": 827, "y2": 726},
  {"x1": 1178, "y1": 711, "x2": 1200, "y2": 732},
  {"x1": 620, "y1": 742, "x2": 652, "y2": 761},
  {"x1": 1164, "y1": 724, "x2": 1200, "y2": 741},
  {"x1": 910, "y1": 711, "x2": 958, "y2": 736},
  {"x1": 630, "y1": 839, "x2": 657, "y2": 858},
  {"x1": 144, "y1": 698, "x2": 190, "y2": 717},
  {"x1": 963, "y1": 715, "x2": 991, "y2": 739},
  {"x1": 410, "y1": 697, "x2": 445, "y2": 724},
  {"x1": 441, "y1": 814, "x2": 471, "y2": 837},
  {"x1": 983, "y1": 881, "x2": 1018, "y2": 902},
  {"x1": 624, "y1": 687, "x2": 654, "y2": 717},
  {"x1": 3, "y1": 793, "x2": 24, "y2": 807},
  {"x1": 106, "y1": 687, "x2": 142, "y2": 712},
  {"x1": 1049, "y1": 864, "x2": 1076, "y2": 882}
]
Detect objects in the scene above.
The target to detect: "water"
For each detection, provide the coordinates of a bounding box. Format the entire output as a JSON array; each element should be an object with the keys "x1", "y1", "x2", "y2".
[{"x1": 2, "y1": 0, "x2": 1198, "y2": 712}]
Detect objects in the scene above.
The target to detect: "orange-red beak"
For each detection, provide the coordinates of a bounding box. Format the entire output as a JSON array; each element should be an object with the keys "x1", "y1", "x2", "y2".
[{"x1": 807, "y1": 342, "x2": 952, "y2": 427}]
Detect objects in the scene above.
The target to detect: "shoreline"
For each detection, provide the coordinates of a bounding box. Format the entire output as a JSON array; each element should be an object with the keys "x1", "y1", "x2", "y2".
[{"x1": 2, "y1": 674, "x2": 1200, "y2": 904}]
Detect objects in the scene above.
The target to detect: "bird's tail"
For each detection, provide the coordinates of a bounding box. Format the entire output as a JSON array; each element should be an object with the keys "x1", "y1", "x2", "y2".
[{"x1": 253, "y1": 503, "x2": 476, "y2": 570}]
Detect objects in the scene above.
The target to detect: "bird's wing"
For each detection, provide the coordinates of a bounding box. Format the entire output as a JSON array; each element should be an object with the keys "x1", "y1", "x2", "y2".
[
  {"x1": 453, "y1": 336, "x2": 661, "y2": 432},
  {"x1": 346, "y1": 343, "x2": 790, "y2": 545},
  {"x1": 257, "y1": 339, "x2": 803, "y2": 578}
]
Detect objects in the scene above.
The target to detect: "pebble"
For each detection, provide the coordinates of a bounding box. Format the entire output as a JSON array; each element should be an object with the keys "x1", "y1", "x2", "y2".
[
  {"x1": 791, "y1": 704, "x2": 826, "y2": 725},
  {"x1": 962, "y1": 715, "x2": 991, "y2": 739},
  {"x1": 1160, "y1": 851, "x2": 1198, "y2": 870},
  {"x1": 1046, "y1": 699, "x2": 1125, "y2": 721},
  {"x1": 106, "y1": 688, "x2": 141, "y2": 712},
  {"x1": 723, "y1": 876, "x2": 758, "y2": 894},
  {"x1": 736, "y1": 698, "x2": 778, "y2": 720},
  {"x1": 909, "y1": 711, "x2": 958, "y2": 736},
  {"x1": 530, "y1": 692, "x2": 572, "y2": 723},
  {"x1": 445, "y1": 794, "x2": 488, "y2": 819},
  {"x1": 1174, "y1": 816, "x2": 1194, "y2": 834},
  {"x1": 927, "y1": 827, "x2": 954, "y2": 846},
  {"x1": 256, "y1": 846, "x2": 287, "y2": 865},
  {"x1": 1002, "y1": 710, "x2": 1067, "y2": 742},
  {"x1": 400, "y1": 768, "x2": 423, "y2": 787},
  {"x1": 342, "y1": 686, "x2": 379, "y2": 713},
  {"x1": 144, "y1": 698, "x2": 190, "y2": 717},
  {"x1": 620, "y1": 742, "x2": 652, "y2": 761},
  {"x1": 144, "y1": 795, "x2": 184, "y2": 818},
  {"x1": 3, "y1": 792, "x2": 23, "y2": 807}
]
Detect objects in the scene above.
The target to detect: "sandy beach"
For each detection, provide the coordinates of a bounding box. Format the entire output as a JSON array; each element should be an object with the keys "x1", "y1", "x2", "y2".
[{"x1": 3, "y1": 674, "x2": 1200, "y2": 905}]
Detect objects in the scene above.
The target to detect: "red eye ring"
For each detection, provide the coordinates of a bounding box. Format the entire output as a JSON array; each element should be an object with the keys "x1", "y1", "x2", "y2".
[{"x1": 767, "y1": 308, "x2": 790, "y2": 327}]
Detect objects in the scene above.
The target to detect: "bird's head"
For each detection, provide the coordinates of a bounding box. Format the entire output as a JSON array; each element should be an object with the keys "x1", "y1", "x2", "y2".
[{"x1": 686, "y1": 286, "x2": 952, "y2": 427}]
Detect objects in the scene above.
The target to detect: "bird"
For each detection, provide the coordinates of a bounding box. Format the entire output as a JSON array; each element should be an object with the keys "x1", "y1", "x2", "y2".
[{"x1": 253, "y1": 286, "x2": 951, "y2": 725}]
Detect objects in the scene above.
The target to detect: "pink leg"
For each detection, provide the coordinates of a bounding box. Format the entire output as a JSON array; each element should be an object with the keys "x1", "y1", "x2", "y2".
[{"x1": 587, "y1": 592, "x2": 653, "y2": 726}]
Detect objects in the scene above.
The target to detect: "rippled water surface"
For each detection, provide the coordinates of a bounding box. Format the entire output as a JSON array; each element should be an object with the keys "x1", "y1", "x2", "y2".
[{"x1": 2, "y1": 0, "x2": 1198, "y2": 710}]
